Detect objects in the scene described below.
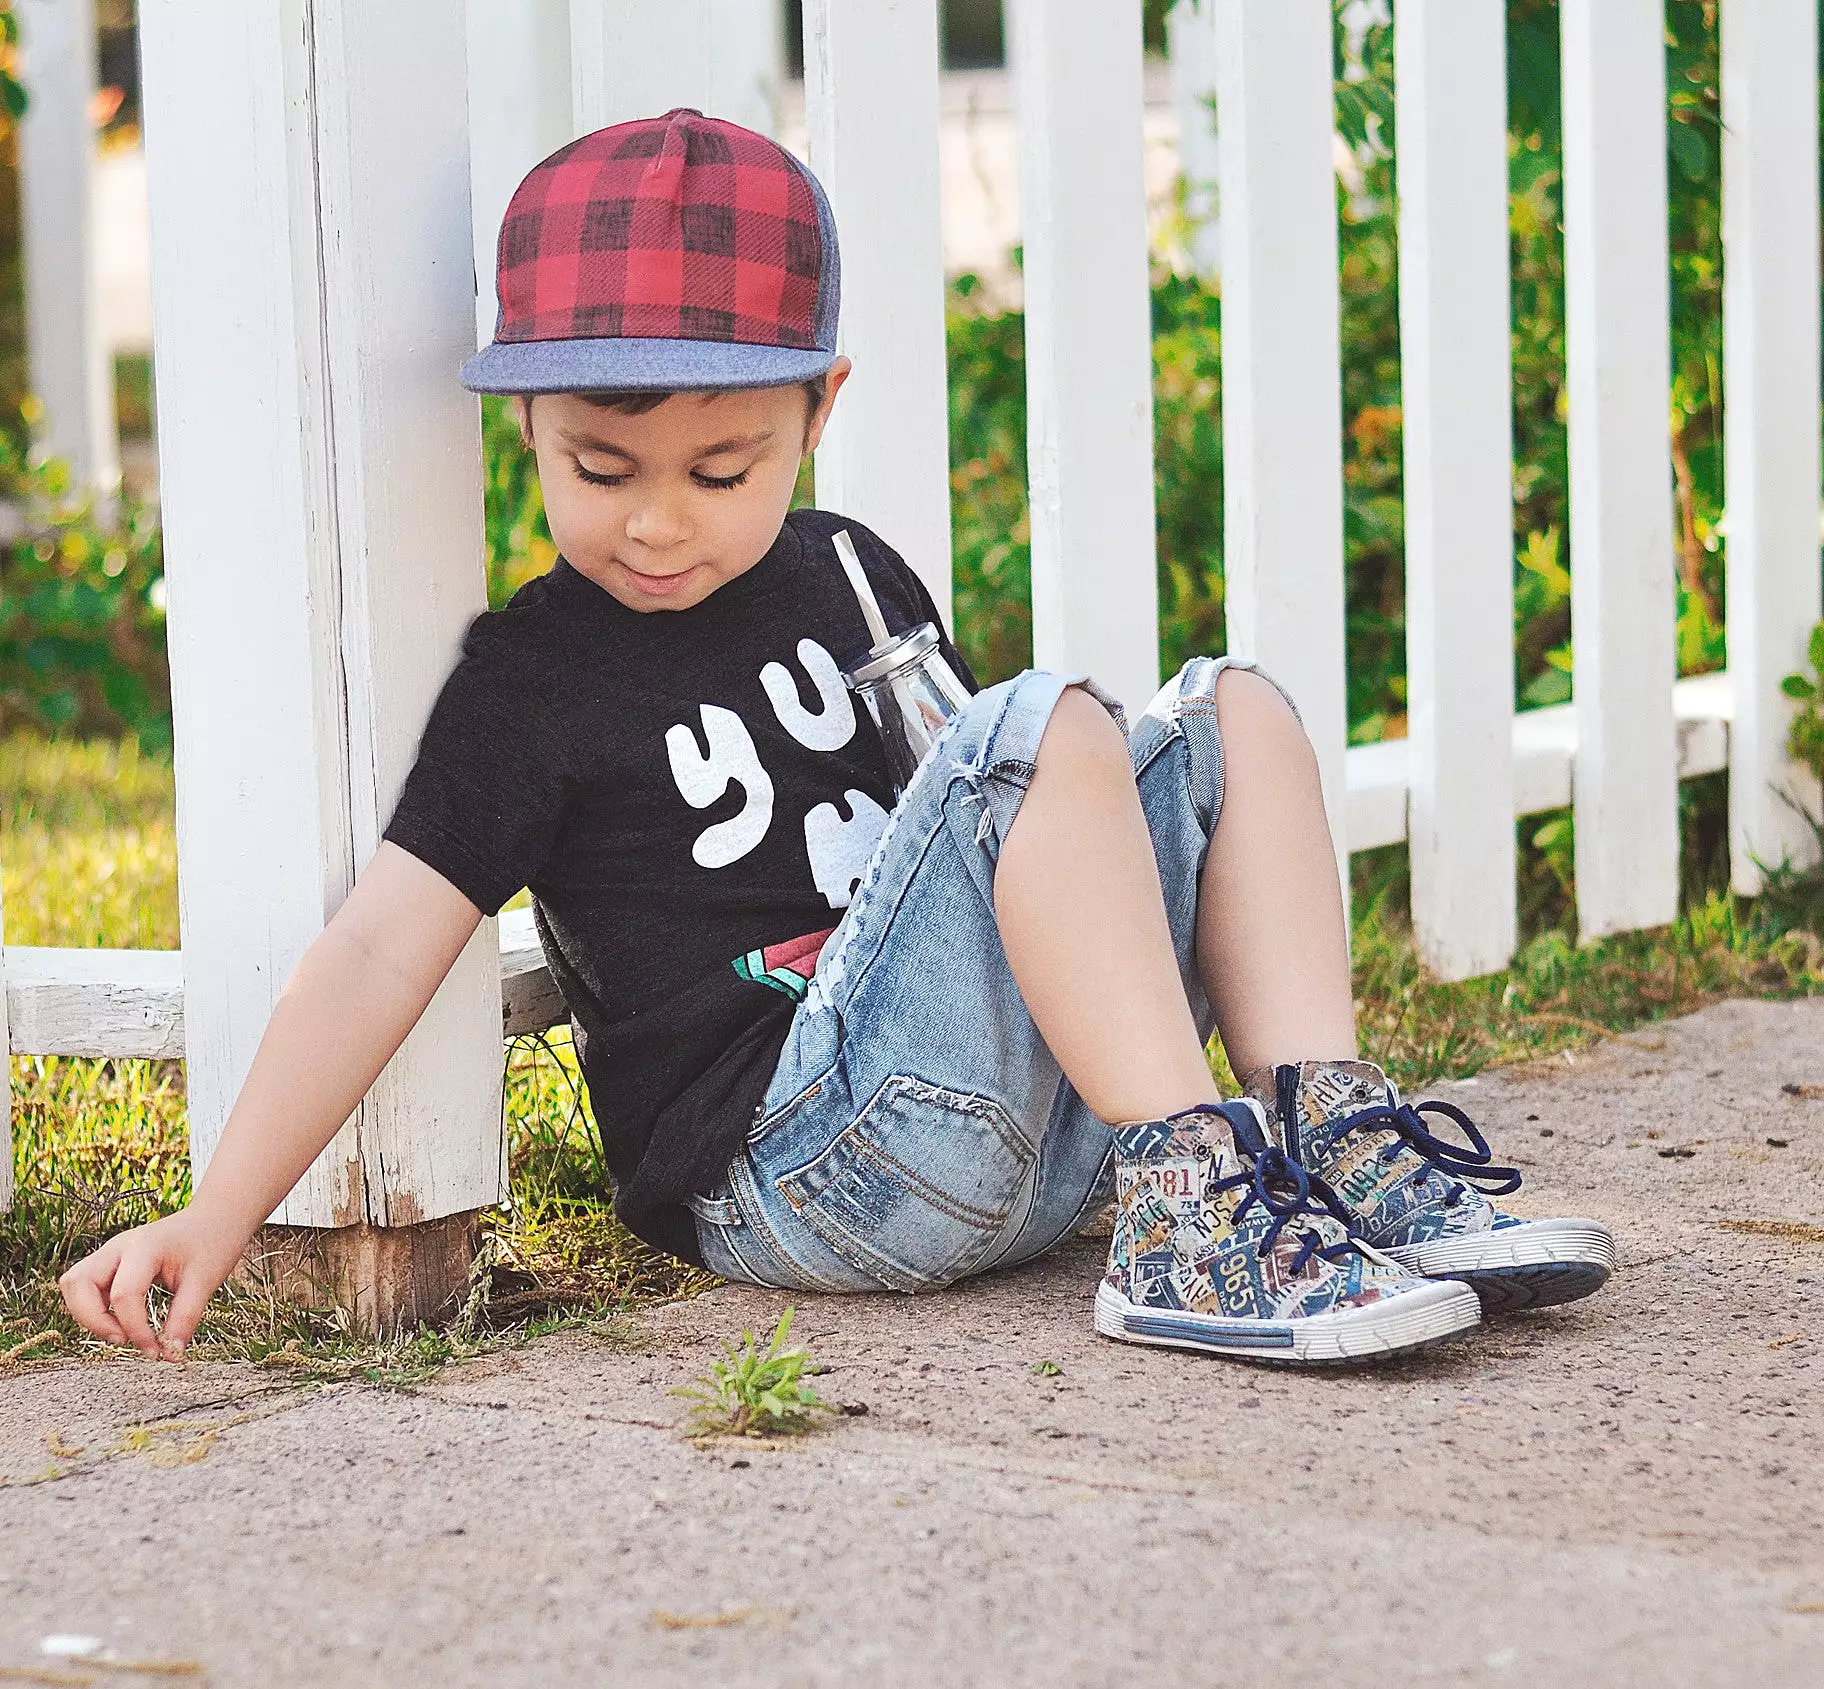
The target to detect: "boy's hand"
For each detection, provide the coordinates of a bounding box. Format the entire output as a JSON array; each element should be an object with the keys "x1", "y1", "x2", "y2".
[
  {"x1": 57, "y1": 844, "x2": 485, "y2": 1361},
  {"x1": 59, "y1": 1207, "x2": 246, "y2": 1358}
]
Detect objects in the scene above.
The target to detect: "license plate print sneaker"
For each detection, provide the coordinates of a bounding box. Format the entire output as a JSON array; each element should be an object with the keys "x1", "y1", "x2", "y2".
[
  {"x1": 1098, "y1": 1100, "x2": 1481, "y2": 1365},
  {"x1": 1247, "y1": 1060, "x2": 1617, "y2": 1314}
]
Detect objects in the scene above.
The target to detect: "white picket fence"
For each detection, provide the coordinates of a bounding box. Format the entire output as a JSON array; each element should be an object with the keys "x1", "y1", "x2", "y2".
[{"x1": 1, "y1": 1, "x2": 1819, "y2": 1247}]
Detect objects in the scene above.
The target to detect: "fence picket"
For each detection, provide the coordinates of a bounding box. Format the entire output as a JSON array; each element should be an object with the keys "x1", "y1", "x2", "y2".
[
  {"x1": 801, "y1": 0, "x2": 953, "y2": 621},
  {"x1": 1210, "y1": 0, "x2": 1349, "y2": 895},
  {"x1": 1721, "y1": 0, "x2": 1824, "y2": 894},
  {"x1": 1395, "y1": 0, "x2": 1516, "y2": 980},
  {"x1": 1560, "y1": 0, "x2": 1679, "y2": 938},
  {"x1": 17, "y1": 0, "x2": 118, "y2": 491},
  {"x1": 569, "y1": 0, "x2": 785, "y2": 138},
  {"x1": 1006, "y1": 0, "x2": 1159, "y2": 717},
  {"x1": 465, "y1": 0, "x2": 574, "y2": 349}
]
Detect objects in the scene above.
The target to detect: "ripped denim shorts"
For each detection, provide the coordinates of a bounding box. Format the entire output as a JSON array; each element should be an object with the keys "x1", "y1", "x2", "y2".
[{"x1": 686, "y1": 657, "x2": 1276, "y2": 1294}]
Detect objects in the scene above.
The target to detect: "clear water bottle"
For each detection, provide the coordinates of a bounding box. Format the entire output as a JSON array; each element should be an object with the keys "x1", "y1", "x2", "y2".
[{"x1": 842, "y1": 623, "x2": 973, "y2": 795}]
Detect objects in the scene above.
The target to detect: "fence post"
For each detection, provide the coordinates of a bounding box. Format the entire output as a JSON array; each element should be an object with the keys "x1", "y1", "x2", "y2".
[
  {"x1": 1166, "y1": 0, "x2": 1221, "y2": 278},
  {"x1": 569, "y1": 0, "x2": 785, "y2": 139},
  {"x1": 1721, "y1": 0, "x2": 1823, "y2": 894},
  {"x1": 1007, "y1": 0, "x2": 1159, "y2": 718},
  {"x1": 140, "y1": 0, "x2": 503, "y2": 1333},
  {"x1": 1210, "y1": 0, "x2": 1350, "y2": 899},
  {"x1": 1395, "y1": 0, "x2": 1516, "y2": 980},
  {"x1": 1559, "y1": 0, "x2": 1678, "y2": 940},
  {"x1": 466, "y1": 0, "x2": 574, "y2": 350},
  {"x1": 16, "y1": 0, "x2": 118, "y2": 492},
  {"x1": 801, "y1": 0, "x2": 952, "y2": 620}
]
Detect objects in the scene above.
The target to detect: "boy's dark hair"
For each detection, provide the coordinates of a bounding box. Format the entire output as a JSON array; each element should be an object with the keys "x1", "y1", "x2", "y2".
[{"x1": 576, "y1": 374, "x2": 829, "y2": 421}]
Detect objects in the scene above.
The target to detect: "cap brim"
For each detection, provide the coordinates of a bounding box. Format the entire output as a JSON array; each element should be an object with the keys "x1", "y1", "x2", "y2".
[{"x1": 461, "y1": 336, "x2": 836, "y2": 395}]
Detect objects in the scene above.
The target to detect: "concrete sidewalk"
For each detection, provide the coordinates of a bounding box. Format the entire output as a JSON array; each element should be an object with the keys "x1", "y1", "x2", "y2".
[{"x1": 3, "y1": 995, "x2": 1821, "y2": 1687}]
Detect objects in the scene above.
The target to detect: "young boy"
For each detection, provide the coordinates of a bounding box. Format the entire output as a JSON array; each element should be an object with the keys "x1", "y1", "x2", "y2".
[{"x1": 62, "y1": 110, "x2": 1614, "y2": 1367}]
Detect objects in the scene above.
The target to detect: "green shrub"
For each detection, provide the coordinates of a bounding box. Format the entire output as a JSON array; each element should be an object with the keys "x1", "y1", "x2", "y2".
[{"x1": 0, "y1": 425, "x2": 168, "y2": 747}]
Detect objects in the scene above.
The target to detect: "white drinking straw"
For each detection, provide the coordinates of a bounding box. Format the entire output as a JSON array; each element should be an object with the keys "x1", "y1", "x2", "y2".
[{"x1": 832, "y1": 528, "x2": 892, "y2": 653}]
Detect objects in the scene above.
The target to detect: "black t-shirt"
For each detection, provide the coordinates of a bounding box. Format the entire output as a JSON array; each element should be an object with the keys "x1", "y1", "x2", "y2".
[{"x1": 384, "y1": 508, "x2": 975, "y2": 1263}]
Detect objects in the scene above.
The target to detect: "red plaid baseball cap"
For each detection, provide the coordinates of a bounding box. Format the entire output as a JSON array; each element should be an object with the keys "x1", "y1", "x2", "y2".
[{"x1": 461, "y1": 109, "x2": 840, "y2": 394}]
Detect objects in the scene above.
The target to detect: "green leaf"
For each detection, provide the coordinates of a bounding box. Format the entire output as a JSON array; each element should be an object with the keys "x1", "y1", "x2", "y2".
[
  {"x1": 1522, "y1": 668, "x2": 1573, "y2": 708},
  {"x1": 1782, "y1": 675, "x2": 1816, "y2": 701},
  {"x1": 1668, "y1": 122, "x2": 1710, "y2": 184}
]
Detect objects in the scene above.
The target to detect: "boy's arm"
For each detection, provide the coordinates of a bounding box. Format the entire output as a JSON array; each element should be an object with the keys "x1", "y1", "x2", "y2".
[{"x1": 59, "y1": 842, "x2": 486, "y2": 1357}]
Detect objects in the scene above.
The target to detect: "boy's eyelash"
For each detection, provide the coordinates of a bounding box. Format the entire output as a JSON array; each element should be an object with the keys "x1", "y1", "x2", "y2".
[{"x1": 570, "y1": 464, "x2": 751, "y2": 490}]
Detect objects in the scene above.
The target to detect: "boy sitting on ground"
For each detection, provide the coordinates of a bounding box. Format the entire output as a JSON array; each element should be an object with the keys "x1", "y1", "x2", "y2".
[{"x1": 62, "y1": 110, "x2": 1614, "y2": 1366}]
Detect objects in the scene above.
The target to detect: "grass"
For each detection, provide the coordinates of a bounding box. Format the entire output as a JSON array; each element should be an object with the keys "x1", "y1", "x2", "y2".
[
  {"x1": 0, "y1": 733, "x2": 711, "y2": 1372},
  {"x1": 1335, "y1": 777, "x2": 1824, "y2": 1090},
  {"x1": 3, "y1": 731, "x2": 1823, "y2": 1374},
  {"x1": 0, "y1": 735, "x2": 179, "y2": 947},
  {"x1": 673, "y1": 1307, "x2": 832, "y2": 1440}
]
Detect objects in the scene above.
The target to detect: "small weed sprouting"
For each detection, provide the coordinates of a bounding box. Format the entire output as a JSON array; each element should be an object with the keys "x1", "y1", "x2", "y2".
[
  {"x1": 1030, "y1": 1359, "x2": 1062, "y2": 1377},
  {"x1": 674, "y1": 1307, "x2": 832, "y2": 1441}
]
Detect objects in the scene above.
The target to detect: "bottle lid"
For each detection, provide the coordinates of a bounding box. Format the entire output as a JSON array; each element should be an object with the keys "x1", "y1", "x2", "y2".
[{"x1": 842, "y1": 622, "x2": 942, "y2": 688}]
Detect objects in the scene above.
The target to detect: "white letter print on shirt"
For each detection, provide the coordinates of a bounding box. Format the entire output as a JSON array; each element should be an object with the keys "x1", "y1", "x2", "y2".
[
  {"x1": 804, "y1": 789, "x2": 892, "y2": 909},
  {"x1": 761, "y1": 639, "x2": 855, "y2": 752},
  {"x1": 665, "y1": 705, "x2": 776, "y2": 869}
]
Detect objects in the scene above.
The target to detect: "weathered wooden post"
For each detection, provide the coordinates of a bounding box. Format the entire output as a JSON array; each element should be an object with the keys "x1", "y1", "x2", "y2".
[
  {"x1": 16, "y1": 0, "x2": 119, "y2": 490},
  {"x1": 139, "y1": 0, "x2": 503, "y2": 1332}
]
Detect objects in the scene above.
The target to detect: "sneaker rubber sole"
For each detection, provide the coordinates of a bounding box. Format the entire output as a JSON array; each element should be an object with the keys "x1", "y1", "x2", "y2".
[
  {"x1": 1384, "y1": 1218, "x2": 1616, "y2": 1314},
  {"x1": 1093, "y1": 1277, "x2": 1481, "y2": 1365}
]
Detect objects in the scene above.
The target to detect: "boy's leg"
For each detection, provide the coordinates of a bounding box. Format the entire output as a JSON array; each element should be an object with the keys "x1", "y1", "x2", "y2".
[
  {"x1": 993, "y1": 686, "x2": 1221, "y2": 1123},
  {"x1": 691, "y1": 671, "x2": 1134, "y2": 1295},
  {"x1": 1140, "y1": 666, "x2": 1615, "y2": 1312},
  {"x1": 990, "y1": 665, "x2": 1357, "y2": 1100},
  {"x1": 694, "y1": 665, "x2": 1340, "y2": 1299},
  {"x1": 1195, "y1": 668, "x2": 1356, "y2": 1071},
  {"x1": 990, "y1": 661, "x2": 1474, "y2": 1359}
]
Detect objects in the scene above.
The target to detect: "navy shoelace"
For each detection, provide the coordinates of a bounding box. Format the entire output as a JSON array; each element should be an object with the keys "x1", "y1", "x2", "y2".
[
  {"x1": 1214, "y1": 1146, "x2": 1360, "y2": 1275},
  {"x1": 1328, "y1": 1098, "x2": 1524, "y2": 1201}
]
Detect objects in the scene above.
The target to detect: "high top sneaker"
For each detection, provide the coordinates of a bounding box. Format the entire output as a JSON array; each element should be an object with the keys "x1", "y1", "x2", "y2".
[
  {"x1": 1096, "y1": 1099, "x2": 1481, "y2": 1363},
  {"x1": 1245, "y1": 1060, "x2": 1617, "y2": 1313}
]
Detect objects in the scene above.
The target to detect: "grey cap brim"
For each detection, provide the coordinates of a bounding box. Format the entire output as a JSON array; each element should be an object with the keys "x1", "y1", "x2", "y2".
[{"x1": 461, "y1": 335, "x2": 836, "y2": 395}]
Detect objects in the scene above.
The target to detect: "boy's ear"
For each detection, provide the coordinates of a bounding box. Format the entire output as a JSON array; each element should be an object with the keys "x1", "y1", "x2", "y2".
[
  {"x1": 514, "y1": 395, "x2": 536, "y2": 449},
  {"x1": 802, "y1": 357, "x2": 851, "y2": 457}
]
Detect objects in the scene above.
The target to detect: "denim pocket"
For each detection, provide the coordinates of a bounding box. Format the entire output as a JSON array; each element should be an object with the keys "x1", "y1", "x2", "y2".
[
  {"x1": 748, "y1": 1065, "x2": 838, "y2": 1150},
  {"x1": 774, "y1": 1074, "x2": 1037, "y2": 1293}
]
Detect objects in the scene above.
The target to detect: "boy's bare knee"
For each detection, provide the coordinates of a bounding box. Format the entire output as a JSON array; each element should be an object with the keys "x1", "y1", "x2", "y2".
[
  {"x1": 1214, "y1": 666, "x2": 1311, "y2": 762},
  {"x1": 1037, "y1": 684, "x2": 1128, "y2": 773}
]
